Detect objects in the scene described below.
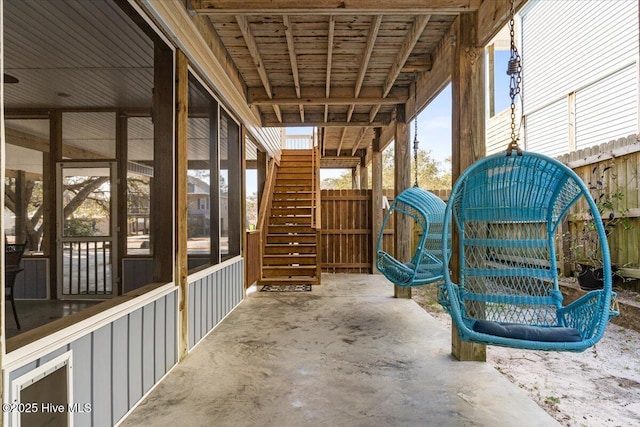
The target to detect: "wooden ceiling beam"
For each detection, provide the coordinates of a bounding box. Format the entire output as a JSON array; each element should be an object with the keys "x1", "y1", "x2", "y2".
[
  {"x1": 249, "y1": 86, "x2": 408, "y2": 104},
  {"x1": 195, "y1": 0, "x2": 481, "y2": 15},
  {"x1": 261, "y1": 112, "x2": 391, "y2": 127},
  {"x1": 5, "y1": 127, "x2": 109, "y2": 160},
  {"x1": 251, "y1": 96, "x2": 404, "y2": 106},
  {"x1": 5, "y1": 169, "x2": 43, "y2": 181},
  {"x1": 348, "y1": 15, "x2": 382, "y2": 123},
  {"x1": 283, "y1": 15, "x2": 305, "y2": 122},
  {"x1": 477, "y1": 0, "x2": 527, "y2": 47},
  {"x1": 369, "y1": 15, "x2": 431, "y2": 123},
  {"x1": 236, "y1": 15, "x2": 282, "y2": 122}
]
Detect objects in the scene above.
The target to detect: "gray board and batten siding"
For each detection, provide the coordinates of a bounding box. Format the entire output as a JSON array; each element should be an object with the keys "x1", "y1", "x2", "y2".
[
  {"x1": 189, "y1": 258, "x2": 244, "y2": 349},
  {"x1": 4, "y1": 258, "x2": 246, "y2": 426},
  {"x1": 13, "y1": 258, "x2": 49, "y2": 299},
  {"x1": 5, "y1": 289, "x2": 177, "y2": 427}
]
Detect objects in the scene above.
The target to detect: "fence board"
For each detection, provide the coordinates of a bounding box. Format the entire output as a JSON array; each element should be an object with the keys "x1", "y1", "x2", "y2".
[
  {"x1": 321, "y1": 189, "x2": 372, "y2": 273},
  {"x1": 320, "y1": 188, "x2": 448, "y2": 273},
  {"x1": 245, "y1": 231, "x2": 261, "y2": 287},
  {"x1": 557, "y1": 135, "x2": 640, "y2": 272}
]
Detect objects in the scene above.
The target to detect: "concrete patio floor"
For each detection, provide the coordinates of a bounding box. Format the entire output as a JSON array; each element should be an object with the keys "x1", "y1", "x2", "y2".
[{"x1": 120, "y1": 274, "x2": 559, "y2": 426}]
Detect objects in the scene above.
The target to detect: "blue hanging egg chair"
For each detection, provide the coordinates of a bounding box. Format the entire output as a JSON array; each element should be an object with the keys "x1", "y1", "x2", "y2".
[
  {"x1": 376, "y1": 187, "x2": 450, "y2": 287},
  {"x1": 438, "y1": 151, "x2": 618, "y2": 352}
]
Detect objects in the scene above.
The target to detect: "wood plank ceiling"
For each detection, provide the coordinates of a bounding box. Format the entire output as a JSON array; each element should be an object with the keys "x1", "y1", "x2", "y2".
[{"x1": 194, "y1": 0, "x2": 476, "y2": 167}]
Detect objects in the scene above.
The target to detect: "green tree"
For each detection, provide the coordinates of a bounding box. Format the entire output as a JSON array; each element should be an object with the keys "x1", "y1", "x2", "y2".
[
  {"x1": 381, "y1": 147, "x2": 451, "y2": 190},
  {"x1": 320, "y1": 146, "x2": 451, "y2": 190},
  {"x1": 321, "y1": 172, "x2": 352, "y2": 190}
]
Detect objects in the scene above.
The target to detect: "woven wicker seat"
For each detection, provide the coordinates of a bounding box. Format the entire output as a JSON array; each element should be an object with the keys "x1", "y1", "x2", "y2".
[
  {"x1": 376, "y1": 187, "x2": 450, "y2": 287},
  {"x1": 439, "y1": 152, "x2": 618, "y2": 352}
]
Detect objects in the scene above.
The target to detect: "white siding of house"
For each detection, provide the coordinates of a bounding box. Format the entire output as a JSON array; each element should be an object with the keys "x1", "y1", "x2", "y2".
[
  {"x1": 486, "y1": 109, "x2": 513, "y2": 155},
  {"x1": 524, "y1": 97, "x2": 568, "y2": 157},
  {"x1": 575, "y1": 63, "x2": 638, "y2": 149},
  {"x1": 521, "y1": 0, "x2": 638, "y2": 114},
  {"x1": 519, "y1": 0, "x2": 638, "y2": 155}
]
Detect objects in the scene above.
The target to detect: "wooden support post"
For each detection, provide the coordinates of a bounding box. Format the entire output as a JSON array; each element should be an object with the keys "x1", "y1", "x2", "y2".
[
  {"x1": 14, "y1": 170, "x2": 27, "y2": 244},
  {"x1": 394, "y1": 106, "x2": 411, "y2": 299},
  {"x1": 210, "y1": 103, "x2": 221, "y2": 264},
  {"x1": 151, "y1": 44, "x2": 175, "y2": 283},
  {"x1": 487, "y1": 43, "x2": 495, "y2": 118},
  {"x1": 116, "y1": 110, "x2": 128, "y2": 296},
  {"x1": 175, "y1": 50, "x2": 189, "y2": 360},
  {"x1": 227, "y1": 119, "x2": 242, "y2": 258},
  {"x1": 359, "y1": 156, "x2": 369, "y2": 190},
  {"x1": 371, "y1": 129, "x2": 383, "y2": 274},
  {"x1": 240, "y1": 125, "x2": 247, "y2": 260},
  {"x1": 46, "y1": 111, "x2": 62, "y2": 298},
  {"x1": 451, "y1": 13, "x2": 486, "y2": 361},
  {"x1": 352, "y1": 166, "x2": 359, "y2": 190}
]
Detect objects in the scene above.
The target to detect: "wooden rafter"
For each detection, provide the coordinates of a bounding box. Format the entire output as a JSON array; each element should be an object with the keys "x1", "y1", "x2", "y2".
[
  {"x1": 347, "y1": 15, "x2": 382, "y2": 123},
  {"x1": 283, "y1": 15, "x2": 304, "y2": 122},
  {"x1": 236, "y1": 15, "x2": 282, "y2": 122},
  {"x1": 369, "y1": 15, "x2": 430, "y2": 123},
  {"x1": 324, "y1": 15, "x2": 335, "y2": 122},
  {"x1": 336, "y1": 127, "x2": 348, "y2": 156},
  {"x1": 195, "y1": 0, "x2": 481, "y2": 15},
  {"x1": 351, "y1": 127, "x2": 370, "y2": 156}
]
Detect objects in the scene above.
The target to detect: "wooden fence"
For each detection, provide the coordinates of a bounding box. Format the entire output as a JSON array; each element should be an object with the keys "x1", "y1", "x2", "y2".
[
  {"x1": 557, "y1": 135, "x2": 640, "y2": 276},
  {"x1": 320, "y1": 189, "x2": 373, "y2": 273},
  {"x1": 320, "y1": 188, "x2": 449, "y2": 273}
]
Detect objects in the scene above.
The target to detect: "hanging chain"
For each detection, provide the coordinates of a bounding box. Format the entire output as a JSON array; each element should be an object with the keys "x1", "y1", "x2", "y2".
[
  {"x1": 413, "y1": 115, "x2": 419, "y2": 187},
  {"x1": 413, "y1": 74, "x2": 420, "y2": 187},
  {"x1": 506, "y1": 0, "x2": 523, "y2": 156}
]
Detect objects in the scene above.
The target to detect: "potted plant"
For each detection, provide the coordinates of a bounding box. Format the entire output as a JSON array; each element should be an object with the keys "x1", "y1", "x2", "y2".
[{"x1": 567, "y1": 164, "x2": 630, "y2": 290}]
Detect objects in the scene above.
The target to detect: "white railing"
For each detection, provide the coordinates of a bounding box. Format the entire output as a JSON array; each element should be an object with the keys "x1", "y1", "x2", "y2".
[{"x1": 284, "y1": 135, "x2": 314, "y2": 149}]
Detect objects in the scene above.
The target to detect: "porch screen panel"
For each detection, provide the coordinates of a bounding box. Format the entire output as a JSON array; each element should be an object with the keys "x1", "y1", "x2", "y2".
[
  {"x1": 4, "y1": 119, "x2": 48, "y2": 253},
  {"x1": 220, "y1": 110, "x2": 241, "y2": 260},
  {"x1": 187, "y1": 74, "x2": 219, "y2": 271},
  {"x1": 127, "y1": 117, "x2": 153, "y2": 255}
]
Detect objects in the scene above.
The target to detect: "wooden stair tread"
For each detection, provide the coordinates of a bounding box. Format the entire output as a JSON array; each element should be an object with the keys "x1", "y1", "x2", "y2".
[{"x1": 259, "y1": 150, "x2": 319, "y2": 285}]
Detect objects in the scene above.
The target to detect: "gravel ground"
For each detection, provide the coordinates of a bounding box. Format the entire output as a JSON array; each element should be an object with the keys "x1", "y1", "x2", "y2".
[{"x1": 412, "y1": 284, "x2": 640, "y2": 427}]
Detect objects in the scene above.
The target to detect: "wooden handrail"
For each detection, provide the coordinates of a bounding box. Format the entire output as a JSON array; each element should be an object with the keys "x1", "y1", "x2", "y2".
[
  {"x1": 311, "y1": 145, "x2": 316, "y2": 229},
  {"x1": 256, "y1": 160, "x2": 278, "y2": 282},
  {"x1": 257, "y1": 160, "x2": 277, "y2": 232},
  {"x1": 311, "y1": 145, "x2": 322, "y2": 230}
]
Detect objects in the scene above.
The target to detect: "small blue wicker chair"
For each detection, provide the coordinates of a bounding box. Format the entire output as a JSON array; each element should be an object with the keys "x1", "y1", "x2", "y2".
[
  {"x1": 439, "y1": 152, "x2": 618, "y2": 352},
  {"x1": 376, "y1": 187, "x2": 449, "y2": 287}
]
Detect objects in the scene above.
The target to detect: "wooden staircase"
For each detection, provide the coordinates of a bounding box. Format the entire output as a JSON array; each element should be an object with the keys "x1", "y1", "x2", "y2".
[{"x1": 260, "y1": 149, "x2": 320, "y2": 286}]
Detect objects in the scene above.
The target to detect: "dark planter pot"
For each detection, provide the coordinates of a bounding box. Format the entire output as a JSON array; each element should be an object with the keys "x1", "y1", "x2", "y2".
[{"x1": 577, "y1": 263, "x2": 621, "y2": 291}]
